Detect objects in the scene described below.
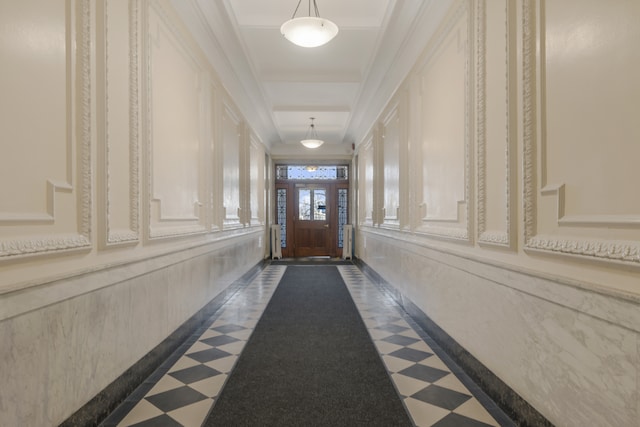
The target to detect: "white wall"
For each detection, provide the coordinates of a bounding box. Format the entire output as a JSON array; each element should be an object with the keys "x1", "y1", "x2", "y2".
[
  {"x1": 0, "y1": 1, "x2": 267, "y2": 425},
  {"x1": 356, "y1": 1, "x2": 640, "y2": 426}
]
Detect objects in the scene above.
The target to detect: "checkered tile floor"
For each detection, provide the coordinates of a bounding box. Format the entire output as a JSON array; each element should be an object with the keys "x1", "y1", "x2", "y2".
[{"x1": 101, "y1": 264, "x2": 514, "y2": 427}]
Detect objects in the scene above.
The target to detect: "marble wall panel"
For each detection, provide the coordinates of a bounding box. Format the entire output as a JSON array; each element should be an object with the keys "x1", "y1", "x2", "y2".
[
  {"x1": 0, "y1": 237, "x2": 263, "y2": 426},
  {"x1": 360, "y1": 230, "x2": 639, "y2": 427},
  {"x1": 364, "y1": 235, "x2": 640, "y2": 426}
]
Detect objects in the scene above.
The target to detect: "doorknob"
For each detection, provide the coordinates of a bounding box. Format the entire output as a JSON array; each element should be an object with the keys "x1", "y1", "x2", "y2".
[{"x1": 323, "y1": 224, "x2": 329, "y2": 228}]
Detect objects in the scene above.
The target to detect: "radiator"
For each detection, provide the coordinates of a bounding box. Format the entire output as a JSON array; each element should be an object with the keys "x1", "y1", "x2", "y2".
[
  {"x1": 342, "y1": 224, "x2": 353, "y2": 260},
  {"x1": 271, "y1": 224, "x2": 282, "y2": 259}
]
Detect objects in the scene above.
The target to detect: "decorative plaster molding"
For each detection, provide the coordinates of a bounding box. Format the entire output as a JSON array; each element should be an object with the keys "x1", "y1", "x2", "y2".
[
  {"x1": 1, "y1": 0, "x2": 92, "y2": 260},
  {"x1": 144, "y1": 1, "x2": 207, "y2": 240},
  {"x1": 0, "y1": 180, "x2": 71, "y2": 223},
  {"x1": 0, "y1": 234, "x2": 92, "y2": 259},
  {"x1": 100, "y1": 0, "x2": 140, "y2": 247},
  {"x1": 416, "y1": 0, "x2": 472, "y2": 243},
  {"x1": 521, "y1": 0, "x2": 640, "y2": 266},
  {"x1": 476, "y1": 0, "x2": 514, "y2": 249}
]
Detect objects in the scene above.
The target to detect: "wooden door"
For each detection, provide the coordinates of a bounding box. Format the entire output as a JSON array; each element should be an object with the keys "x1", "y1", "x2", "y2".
[{"x1": 294, "y1": 184, "x2": 333, "y2": 257}]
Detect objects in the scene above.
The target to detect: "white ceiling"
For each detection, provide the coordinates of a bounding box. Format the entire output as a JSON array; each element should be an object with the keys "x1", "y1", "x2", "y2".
[{"x1": 171, "y1": 0, "x2": 452, "y2": 157}]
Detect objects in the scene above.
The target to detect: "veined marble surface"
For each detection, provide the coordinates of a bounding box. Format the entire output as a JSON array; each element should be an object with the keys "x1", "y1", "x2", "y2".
[
  {"x1": 0, "y1": 238, "x2": 264, "y2": 427},
  {"x1": 359, "y1": 231, "x2": 640, "y2": 427}
]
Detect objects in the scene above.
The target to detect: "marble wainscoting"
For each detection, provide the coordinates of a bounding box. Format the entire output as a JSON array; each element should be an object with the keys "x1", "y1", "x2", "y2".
[
  {"x1": 357, "y1": 230, "x2": 640, "y2": 427},
  {"x1": 0, "y1": 233, "x2": 265, "y2": 427}
]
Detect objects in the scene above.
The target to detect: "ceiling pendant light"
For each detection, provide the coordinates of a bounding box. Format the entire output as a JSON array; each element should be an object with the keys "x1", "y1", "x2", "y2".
[
  {"x1": 281, "y1": 0, "x2": 339, "y2": 48},
  {"x1": 300, "y1": 117, "x2": 325, "y2": 149}
]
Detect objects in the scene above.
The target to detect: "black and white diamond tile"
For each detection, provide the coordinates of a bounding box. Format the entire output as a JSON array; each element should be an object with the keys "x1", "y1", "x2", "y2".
[
  {"x1": 111, "y1": 266, "x2": 286, "y2": 427},
  {"x1": 338, "y1": 265, "x2": 504, "y2": 427}
]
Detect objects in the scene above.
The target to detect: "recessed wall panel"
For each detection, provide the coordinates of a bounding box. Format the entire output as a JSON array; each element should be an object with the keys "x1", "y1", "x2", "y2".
[
  {"x1": 0, "y1": 0, "x2": 91, "y2": 259},
  {"x1": 98, "y1": 0, "x2": 139, "y2": 246},
  {"x1": 524, "y1": 0, "x2": 640, "y2": 264},
  {"x1": 417, "y1": 2, "x2": 471, "y2": 241},
  {"x1": 147, "y1": 3, "x2": 205, "y2": 238}
]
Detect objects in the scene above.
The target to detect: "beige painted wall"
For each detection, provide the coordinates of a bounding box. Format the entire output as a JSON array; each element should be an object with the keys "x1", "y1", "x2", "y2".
[
  {"x1": 356, "y1": 1, "x2": 640, "y2": 426},
  {"x1": 0, "y1": 1, "x2": 266, "y2": 425}
]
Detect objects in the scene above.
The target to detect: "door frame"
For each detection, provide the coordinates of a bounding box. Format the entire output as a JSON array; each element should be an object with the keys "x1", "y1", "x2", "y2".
[{"x1": 275, "y1": 167, "x2": 349, "y2": 258}]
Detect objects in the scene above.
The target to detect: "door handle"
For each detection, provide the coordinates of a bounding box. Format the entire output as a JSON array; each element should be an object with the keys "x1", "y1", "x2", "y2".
[{"x1": 323, "y1": 224, "x2": 329, "y2": 228}]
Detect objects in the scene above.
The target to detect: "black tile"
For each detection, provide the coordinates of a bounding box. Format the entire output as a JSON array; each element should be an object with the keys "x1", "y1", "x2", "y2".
[
  {"x1": 398, "y1": 364, "x2": 450, "y2": 383},
  {"x1": 389, "y1": 347, "x2": 433, "y2": 362},
  {"x1": 187, "y1": 347, "x2": 232, "y2": 363},
  {"x1": 211, "y1": 324, "x2": 247, "y2": 334},
  {"x1": 129, "y1": 414, "x2": 184, "y2": 427},
  {"x1": 145, "y1": 386, "x2": 207, "y2": 412},
  {"x1": 411, "y1": 384, "x2": 472, "y2": 411},
  {"x1": 432, "y1": 412, "x2": 496, "y2": 427},
  {"x1": 200, "y1": 335, "x2": 241, "y2": 347},
  {"x1": 381, "y1": 334, "x2": 421, "y2": 347},
  {"x1": 375, "y1": 324, "x2": 409, "y2": 334},
  {"x1": 169, "y1": 364, "x2": 221, "y2": 384}
]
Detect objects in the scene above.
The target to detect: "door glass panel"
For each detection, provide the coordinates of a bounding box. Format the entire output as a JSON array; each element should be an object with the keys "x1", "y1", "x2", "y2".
[
  {"x1": 277, "y1": 188, "x2": 287, "y2": 247},
  {"x1": 314, "y1": 189, "x2": 326, "y2": 220},
  {"x1": 298, "y1": 189, "x2": 311, "y2": 220},
  {"x1": 338, "y1": 188, "x2": 348, "y2": 248}
]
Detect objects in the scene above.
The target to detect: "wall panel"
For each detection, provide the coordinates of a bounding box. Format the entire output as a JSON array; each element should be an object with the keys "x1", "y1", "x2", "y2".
[
  {"x1": 417, "y1": 1, "x2": 471, "y2": 242},
  {"x1": 146, "y1": 2, "x2": 206, "y2": 239},
  {"x1": 476, "y1": 0, "x2": 516, "y2": 248},
  {"x1": 0, "y1": 0, "x2": 91, "y2": 259},
  {"x1": 97, "y1": 0, "x2": 140, "y2": 247},
  {"x1": 523, "y1": 0, "x2": 640, "y2": 264}
]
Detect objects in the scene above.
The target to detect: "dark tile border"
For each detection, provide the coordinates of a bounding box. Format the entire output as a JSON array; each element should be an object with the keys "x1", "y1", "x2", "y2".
[
  {"x1": 355, "y1": 259, "x2": 554, "y2": 427},
  {"x1": 60, "y1": 260, "x2": 267, "y2": 427}
]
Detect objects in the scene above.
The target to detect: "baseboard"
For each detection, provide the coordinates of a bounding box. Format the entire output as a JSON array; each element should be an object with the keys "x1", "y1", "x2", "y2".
[
  {"x1": 59, "y1": 260, "x2": 267, "y2": 427},
  {"x1": 355, "y1": 259, "x2": 553, "y2": 427}
]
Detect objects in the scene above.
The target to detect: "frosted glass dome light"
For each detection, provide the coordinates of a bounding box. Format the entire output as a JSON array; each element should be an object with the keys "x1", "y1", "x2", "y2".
[
  {"x1": 281, "y1": 0, "x2": 338, "y2": 48},
  {"x1": 281, "y1": 17, "x2": 338, "y2": 48}
]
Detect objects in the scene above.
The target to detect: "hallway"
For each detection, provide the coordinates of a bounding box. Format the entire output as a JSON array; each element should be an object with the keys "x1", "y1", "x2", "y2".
[{"x1": 100, "y1": 264, "x2": 514, "y2": 427}]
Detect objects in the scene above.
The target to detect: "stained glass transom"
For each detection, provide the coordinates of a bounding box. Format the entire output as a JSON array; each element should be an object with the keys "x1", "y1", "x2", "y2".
[{"x1": 276, "y1": 165, "x2": 348, "y2": 180}]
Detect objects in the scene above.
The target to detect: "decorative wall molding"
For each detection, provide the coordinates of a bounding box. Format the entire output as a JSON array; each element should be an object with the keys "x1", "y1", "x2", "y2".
[
  {"x1": 144, "y1": 0, "x2": 208, "y2": 240},
  {"x1": 416, "y1": 0, "x2": 472, "y2": 243},
  {"x1": 521, "y1": 0, "x2": 640, "y2": 266},
  {"x1": 97, "y1": 0, "x2": 141, "y2": 248},
  {"x1": 380, "y1": 99, "x2": 401, "y2": 229},
  {"x1": 0, "y1": 0, "x2": 92, "y2": 260},
  {"x1": 221, "y1": 100, "x2": 243, "y2": 229},
  {"x1": 476, "y1": 0, "x2": 515, "y2": 249}
]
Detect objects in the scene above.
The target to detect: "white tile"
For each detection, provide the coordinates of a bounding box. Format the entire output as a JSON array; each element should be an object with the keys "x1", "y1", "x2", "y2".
[
  {"x1": 382, "y1": 355, "x2": 416, "y2": 373},
  {"x1": 453, "y1": 398, "x2": 500, "y2": 426},
  {"x1": 205, "y1": 355, "x2": 238, "y2": 373},
  {"x1": 375, "y1": 340, "x2": 404, "y2": 355},
  {"x1": 391, "y1": 373, "x2": 430, "y2": 397},
  {"x1": 188, "y1": 375, "x2": 228, "y2": 398},
  {"x1": 146, "y1": 375, "x2": 186, "y2": 396},
  {"x1": 168, "y1": 356, "x2": 200, "y2": 373},
  {"x1": 433, "y1": 373, "x2": 470, "y2": 394},
  {"x1": 404, "y1": 397, "x2": 450, "y2": 427},
  {"x1": 117, "y1": 399, "x2": 164, "y2": 427},
  {"x1": 167, "y1": 398, "x2": 214, "y2": 426}
]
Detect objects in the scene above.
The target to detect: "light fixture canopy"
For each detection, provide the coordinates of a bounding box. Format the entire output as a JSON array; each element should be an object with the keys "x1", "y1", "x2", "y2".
[
  {"x1": 300, "y1": 117, "x2": 325, "y2": 149},
  {"x1": 281, "y1": 0, "x2": 338, "y2": 48}
]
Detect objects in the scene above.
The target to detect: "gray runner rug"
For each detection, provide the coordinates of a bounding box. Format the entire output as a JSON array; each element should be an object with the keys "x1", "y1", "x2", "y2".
[{"x1": 203, "y1": 265, "x2": 412, "y2": 426}]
